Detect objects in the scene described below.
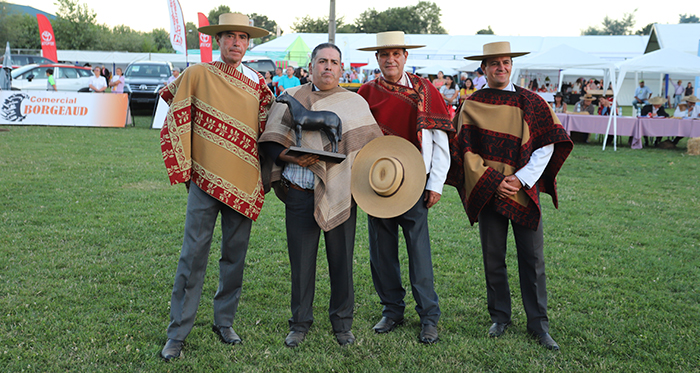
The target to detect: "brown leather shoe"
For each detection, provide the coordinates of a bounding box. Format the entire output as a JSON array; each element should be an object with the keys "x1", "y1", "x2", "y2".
[
  {"x1": 212, "y1": 324, "x2": 242, "y2": 345},
  {"x1": 372, "y1": 316, "x2": 404, "y2": 333},
  {"x1": 335, "y1": 331, "x2": 356, "y2": 346},
  {"x1": 284, "y1": 330, "x2": 307, "y2": 348},
  {"x1": 419, "y1": 324, "x2": 439, "y2": 344},
  {"x1": 488, "y1": 321, "x2": 512, "y2": 338},
  {"x1": 160, "y1": 339, "x2": 183, "y2": 361}
]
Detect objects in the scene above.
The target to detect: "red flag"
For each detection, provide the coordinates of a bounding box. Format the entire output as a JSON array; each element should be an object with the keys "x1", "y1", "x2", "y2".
[
  {"x1": 36, "y1": 14, "x2": 57, "y2": 63},
  {"x1": 197, "y1": 13, "x2": 212, "y2": 63}
]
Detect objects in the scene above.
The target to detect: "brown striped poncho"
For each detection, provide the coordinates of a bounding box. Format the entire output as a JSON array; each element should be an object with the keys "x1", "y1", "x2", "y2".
[{"x1": 447, "y1": 86, "x2": 573, "y2": 230}]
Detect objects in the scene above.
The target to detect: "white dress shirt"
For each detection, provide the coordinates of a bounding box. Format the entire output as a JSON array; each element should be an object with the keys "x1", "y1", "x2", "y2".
[{"x1": 394, "y1": 72, "x2": 451, "y2": 194}]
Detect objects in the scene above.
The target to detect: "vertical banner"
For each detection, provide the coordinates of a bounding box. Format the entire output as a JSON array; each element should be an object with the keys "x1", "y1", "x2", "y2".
[
  {"x1": 197, "y1": 12, "x2": 212, "y2": 63},
  {"x1": 166, "y1": 0, "x2": 187, "y2": 55},
  {"x1": 36, "y1": 14, "x2": 58, "y2": 63}
]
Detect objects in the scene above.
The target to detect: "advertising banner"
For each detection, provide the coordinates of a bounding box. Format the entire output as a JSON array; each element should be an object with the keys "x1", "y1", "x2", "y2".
[
  {"x1": 198, "y1": 12, "x2": 212, "y2": 63},
  {"x1": 166, "y1": 0, "x2": 187, "y2": 55},
  {"x1": 36, "y1": 14, "x2": 58, "y2": 63},
  {"x1": 0, "y1": 91, "x2": 128, "y2": 127}
]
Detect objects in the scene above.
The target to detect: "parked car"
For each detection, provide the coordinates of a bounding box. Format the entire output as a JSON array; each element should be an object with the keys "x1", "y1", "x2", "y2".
[
  {"x1": 0, "y1": 54, "x2": 55, "y2": 69},
  {"x1": 123, "y1": 61, "x2": 173, "y2": 109},
  {"x1": 241, "y1": 56, "x2": 276, "y2": 75},
  {"x1": 10, "y1": 64, "x2": 92, "y2": 91}
]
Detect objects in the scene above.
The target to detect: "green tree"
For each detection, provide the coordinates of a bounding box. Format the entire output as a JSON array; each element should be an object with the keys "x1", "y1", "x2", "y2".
[
  {"x1": 248, "y1": 13, "x2": 281, "y2": 44},
  {"x1": 185, "y1": 21, "x2": 198, "y2": 50},
  {"x1": 354, "y1": 1, "x2": 446, "y2": 34},
  {"x1": 0, "y1": 2, "x2": 40, "y2": 50},
  {"x1": 52, "y1": 0, "x2": 100, "y2": 50},
  {"x1": 635, "y1": 22, "x2": 654, "y2": 35},
  {"x1": 292, "y1": 16, "x2": 355, "y2": 33},
  {"x1": 581, "y1": 11, "x2": 637, "y2": 35},
  {"x1": 208, "y1": 5, "x2": 231, "y2": 25},
  {"x1": 476, "y1": 26, "x2": 494, "y2": 35},
  {"x1": 679, "y1": 13, "x2": 699, "y2": 23},
  {"x1": 149, "y1": 28, "x2": 174, "y2": 53}
]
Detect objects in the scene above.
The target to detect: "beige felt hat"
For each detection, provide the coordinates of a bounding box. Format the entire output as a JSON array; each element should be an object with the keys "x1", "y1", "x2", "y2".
[
  {"x1": 649, "y1": 96, "x2": 666, "y2": 105},
  {"x1": 464, "y1": 41, "x2": 529, "y2": 61},
  {"x1": 351, "y1": 136, "x2": 426, "y2": 218},
  {"x1": 582, "y1": 93, "x2": 596, "y2": 101},
  {"x1": 683, "y1": 95, "x2": 700, "y2": 103},
  {"x1": 198, "y1": 13, "x2": 269, "y2": 38},
  {"x1": 357, "y1": 31, "x2": 425, "y2": 52}
]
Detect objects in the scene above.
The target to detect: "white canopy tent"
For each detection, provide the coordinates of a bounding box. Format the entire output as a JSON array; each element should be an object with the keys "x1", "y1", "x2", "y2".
[
  {"x1": 605, "y1": 48, "x2": 700, "y2": 150},
  {"x1": 512, "y1": 44, "x2": 617, "y2": 94}
]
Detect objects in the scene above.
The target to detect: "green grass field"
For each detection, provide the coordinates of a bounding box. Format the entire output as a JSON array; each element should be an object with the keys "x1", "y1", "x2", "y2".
[{"x1": 1, "y1": 117, "x2": 699, "y2": 372}]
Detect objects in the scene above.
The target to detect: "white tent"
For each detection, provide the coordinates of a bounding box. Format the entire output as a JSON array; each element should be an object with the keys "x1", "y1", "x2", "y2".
[
  {"x1": 512, "y1": 44, "x2": 617, "y2": 94},
  {"x1": 604, "y1": 48, "x2": 700, "y2": 150},
  {"x1": 415, "y1": 64, "x2": 457, "y2": 76}
]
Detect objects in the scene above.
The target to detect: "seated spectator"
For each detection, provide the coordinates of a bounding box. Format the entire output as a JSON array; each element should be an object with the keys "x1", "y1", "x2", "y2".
[
  {"x1": 264, "y1": 71, "x2": 275, "y2": 96},
  {"x1": 641, "y1": 96, "x2": 669, "y2": 147},
  {"x1": 574, "y1": 93, "x2": 596, "y2": 115},
  {"x1": 685, "y1": 82, "x2": 694, "y2": 97},
  {"x1": 673, "y1": 95, "x2": 700, "y2": 118},
  {"x1": 551, "y1": 92, "x2": 567, "y2": 113},
  {"x1": 632, "y1": 80, "x2": 652, "y2": 109},
  {"x1": 598, "y1": 96, "x2": 613, "y2": 116},
  {"x1": 459, "y1": 77, "x2": 476, "y2": 103}
]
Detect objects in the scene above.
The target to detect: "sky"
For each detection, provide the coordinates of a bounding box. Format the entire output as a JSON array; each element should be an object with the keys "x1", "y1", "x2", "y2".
[{"x1": 13, "y1": 0, "x2": 684, "y2": 37}]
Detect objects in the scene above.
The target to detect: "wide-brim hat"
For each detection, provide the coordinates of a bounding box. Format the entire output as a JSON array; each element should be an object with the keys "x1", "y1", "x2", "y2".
[
  {"x1": 554, "y1": 91, "x2": 564, "y2": 98},
  {"x1": 357, "y1": 31, "x2": 425, "y2": 51},
  {"x1": 198, "y1": 13, "x2": 269, "y2": 38},
  {"x1": 582, "y1": 93, "x2": 596, "y2": 101},
  {"x1": 649, "y1": 96, "x2": 666, "y2": 105},
  {"x1": 464, "y1": 41, "x2": 529, "y2": 61},
  {"x1": 683, "y1": 95, "x2": 700, "y2": 103},
  {"x1": 351, "y1": 136, "x2": 426, "y2": 218}
]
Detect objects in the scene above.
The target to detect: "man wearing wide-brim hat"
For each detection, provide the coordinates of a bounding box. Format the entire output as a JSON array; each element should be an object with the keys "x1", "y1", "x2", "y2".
[
  {"x1": 674, "y1": 95, "x2": 700, "y2": 119},
  {"x1": 357, "y1": 31, "x2": 455, "y2": 344},
  {"x1": 447, "y1": 41, "x2": 573, "y2": 351},
  {"x1": 574, "y1": 93, "x2": 596, "y2": 115},
  {"x1": 641, "y1": 96, "x2": 671, "y2": 147},
  {"x1": 159, "y1": 12, "x2": 273, "y2": 361}
]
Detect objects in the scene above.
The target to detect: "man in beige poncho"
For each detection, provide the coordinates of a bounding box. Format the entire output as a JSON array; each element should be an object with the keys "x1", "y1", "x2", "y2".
[{"x1": 259, "y1": 43, "x2": 382, "y2": 348}]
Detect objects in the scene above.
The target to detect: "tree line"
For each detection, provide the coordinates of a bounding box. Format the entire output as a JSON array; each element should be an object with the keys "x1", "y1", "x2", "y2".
[{"x1": 581, "y1": 11, "x2": 698, "y2": 35}]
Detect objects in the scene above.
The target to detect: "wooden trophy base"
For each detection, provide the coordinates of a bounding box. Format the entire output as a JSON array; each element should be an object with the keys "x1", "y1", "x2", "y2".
[{"x1": 285, "y1": 146, "x2": 346, "y2": 163}]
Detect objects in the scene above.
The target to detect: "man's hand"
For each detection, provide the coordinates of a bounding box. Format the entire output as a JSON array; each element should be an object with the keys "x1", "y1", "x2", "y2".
[
  {"x1": 424, "y1": 190, "x2": 441, "y2": 208},
  {"x1": 495, "y1": 175, "x2": 522, "y2": 199},
  {"x1": 278, "y1": 149, "x2": 319, "y2": 167}
]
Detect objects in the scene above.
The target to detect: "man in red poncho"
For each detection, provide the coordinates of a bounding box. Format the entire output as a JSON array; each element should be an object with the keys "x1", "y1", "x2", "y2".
[{"x1": 357, "y1": 31, "x2": 455, "y2": 344}]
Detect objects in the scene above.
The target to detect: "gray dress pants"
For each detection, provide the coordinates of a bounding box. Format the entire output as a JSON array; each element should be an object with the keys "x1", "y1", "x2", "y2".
[
  {"x1": 478, "y1": 202, "x2": 549, "y2": 335},
  {"x1": 285, "y1": 188, "x2": 356, "y2": 333},
  {"x1": 167, "y1": 183, "x2": 252, "y2": 341},
  {"x1": 368, "y1": 198, "x2": 441, "y2": 326}
]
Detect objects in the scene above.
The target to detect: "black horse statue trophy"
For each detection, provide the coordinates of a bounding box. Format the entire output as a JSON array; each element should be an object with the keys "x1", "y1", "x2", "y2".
[{"x1": 275, "y1": 92, "x2": 343, "y2": 154}]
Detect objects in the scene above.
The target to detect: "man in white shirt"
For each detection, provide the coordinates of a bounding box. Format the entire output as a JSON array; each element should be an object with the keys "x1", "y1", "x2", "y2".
[
  {"x1": 88, "y1": 66, "x2": 107, "y2": 92},
  {"x1": 452, "y1": 41, "x2": 573, "y2": 351},
  {"x1": 357, "y1": 31, "x2": 455, "y2": 345}
]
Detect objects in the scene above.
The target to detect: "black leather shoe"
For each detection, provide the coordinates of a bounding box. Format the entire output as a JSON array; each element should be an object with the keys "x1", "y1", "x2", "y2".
[
  {"x1": 488, "y1": 321, "x2": 512, "y2": 338},
  {"x1": 212, "y1": 324, "x2": 242, "y2": 345},
  {"x1": 373, "y1": 316, "x2": 404, "y2": 333},
  {"x1": 335, "y1": 331, "x2": 356, "y2": 346},
  {"x1": 160, "y1": 339, "x2": 183, "y2": 361},
  {"x1": 419, "y1": 324, "x2": 439, "y2": 344},
  {"x1": 284, "y1": 330, "x2": 307, "y2": 348},
  {"x1": 536, "y1": 333, "x2": 560, "y2": 350}
]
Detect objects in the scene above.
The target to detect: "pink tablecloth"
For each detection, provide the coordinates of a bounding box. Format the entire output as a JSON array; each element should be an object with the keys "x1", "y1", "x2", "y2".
[
  {"x1": 560, "y1": 114, "x2": 641, "y2": 148},
  {"x1": 636, "y1": 118, "x2": 700, "y2": 140}
]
